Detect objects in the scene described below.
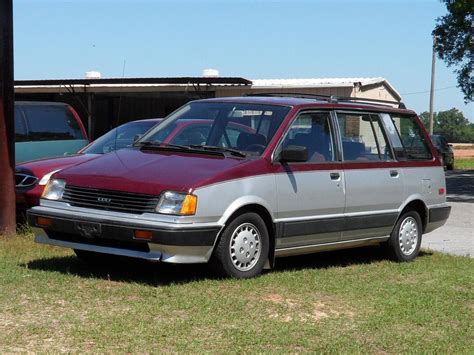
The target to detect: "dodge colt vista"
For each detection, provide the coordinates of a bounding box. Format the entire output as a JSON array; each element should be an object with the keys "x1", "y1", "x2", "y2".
[{"x1": 28, "y1": 95, "x2": 451, "y2": 278}]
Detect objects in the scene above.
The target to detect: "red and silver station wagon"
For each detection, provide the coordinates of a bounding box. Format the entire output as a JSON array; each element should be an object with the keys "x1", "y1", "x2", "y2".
[{"x1": 28, "y1": 95, "x2": 451, "y2": 278}]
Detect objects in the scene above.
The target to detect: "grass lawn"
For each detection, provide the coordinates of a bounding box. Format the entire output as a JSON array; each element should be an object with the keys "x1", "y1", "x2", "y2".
[
  {"x1": 1, "y1": 233, "x2": 473, "y2": 353},
  {"x1": 455, "y1": 158, "x2": 474, "y2": 170}
]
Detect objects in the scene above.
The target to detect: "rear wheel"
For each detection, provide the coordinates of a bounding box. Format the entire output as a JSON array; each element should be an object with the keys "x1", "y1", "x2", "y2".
[
  {"x1": 385, "y1": 210, "x2": 422, "y2": 262},
  {"x1": 447, "y1": 162, "x2": 454, "y2": 170},
  {"x1": 211, "y1": 212, "x2": 269, "y2": 278}
]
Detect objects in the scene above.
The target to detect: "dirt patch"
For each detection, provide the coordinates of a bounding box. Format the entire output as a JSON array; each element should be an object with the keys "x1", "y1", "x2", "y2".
[{"x1": 262, "y1": 293, "x2": 355, "y2": 323}]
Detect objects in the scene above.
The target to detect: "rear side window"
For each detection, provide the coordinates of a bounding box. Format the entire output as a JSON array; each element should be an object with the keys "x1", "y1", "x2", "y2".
[
  {"x1": 22, "y1": 105, "x2": 84, "y2": 141},
  {"x1": 336, "y1": 112, "x2": 393, "y2": 161},
  {"x1": 390, "y1": 115, "x2": 432, "y2": 160}
]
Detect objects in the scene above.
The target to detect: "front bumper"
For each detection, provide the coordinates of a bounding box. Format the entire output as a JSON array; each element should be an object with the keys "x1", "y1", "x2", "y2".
[{"x1": 28, "y1": 205, "x2": 222, "y2": 263}]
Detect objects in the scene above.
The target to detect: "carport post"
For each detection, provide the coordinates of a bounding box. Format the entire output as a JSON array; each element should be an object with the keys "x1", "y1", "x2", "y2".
[{"x1": 0, "y1": 0, "x2": 16, "y2": 235}]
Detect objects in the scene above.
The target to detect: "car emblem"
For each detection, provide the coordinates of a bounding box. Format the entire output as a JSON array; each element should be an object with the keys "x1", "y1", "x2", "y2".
[{"x1": 97, "y1": 197, "x2": 112, "y2": 203}]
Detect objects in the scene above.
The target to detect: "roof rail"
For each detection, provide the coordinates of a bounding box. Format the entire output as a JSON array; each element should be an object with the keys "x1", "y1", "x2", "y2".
[{"x1": 244, "y1": 92, "x2": 406, "y2": 109}]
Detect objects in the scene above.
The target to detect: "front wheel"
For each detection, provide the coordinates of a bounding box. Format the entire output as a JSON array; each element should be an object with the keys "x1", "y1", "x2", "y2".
[
  {"x1": 211, "y1": 212, "x2": 269, "y2": 278},
  {"x1": 384, "y1": 211, "x2": 422, "y2": 262}
]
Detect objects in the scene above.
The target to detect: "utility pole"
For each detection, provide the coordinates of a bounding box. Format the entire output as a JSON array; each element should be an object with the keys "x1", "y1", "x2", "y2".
[
  {"x1": 428, "y1": 35, "x2": 436, "y2": 135},
  {"x1": 0, "y1": 0, "x2": 16, "y2": 236}
]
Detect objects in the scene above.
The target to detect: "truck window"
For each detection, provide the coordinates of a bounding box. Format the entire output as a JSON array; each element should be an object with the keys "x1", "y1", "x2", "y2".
[
  {"x1": 22, "y1": 105, "x2": 84, "y2": 141},
  {"x1": 14, "y1": 107, "x2": 28, "y2": 142}
]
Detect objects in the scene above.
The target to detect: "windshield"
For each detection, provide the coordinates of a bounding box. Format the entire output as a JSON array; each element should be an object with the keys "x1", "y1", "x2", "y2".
[
  {"x1": 83, "y1": 120, "x2": 159, "y2": 154},
  {"x1": 138, "y1": 102, "x2": 290, "y2": 156}
]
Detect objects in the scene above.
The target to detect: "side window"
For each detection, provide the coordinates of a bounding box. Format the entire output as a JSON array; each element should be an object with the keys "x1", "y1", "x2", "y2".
[
  {"x1": 390, "y1": 115, "x2": 432, "y2": 160},
  {"x1": 23, "y1": 105, "x2": 84, "y2": 141},
  {"x1": 337, "y1": 112, "x2": 393, "y2": 161},
  {"x1": 280, "y1": 112, "x2": 335, "y2": 162},
  {"x1": 14, "y1": 107, "x2": 28, "y2": 142}
]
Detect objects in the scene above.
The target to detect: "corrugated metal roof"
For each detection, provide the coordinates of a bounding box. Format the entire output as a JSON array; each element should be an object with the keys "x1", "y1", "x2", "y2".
[{"x1": 251, "y1": 77, "x2": 401, "y2": 100}]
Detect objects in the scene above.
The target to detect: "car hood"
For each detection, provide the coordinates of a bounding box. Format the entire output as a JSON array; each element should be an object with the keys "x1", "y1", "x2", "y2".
[
  {"x1": 55, "y1": 148, "x2": 263, "y2": 195},
  {"x1": 16, "y1": 154, "x2": 100, "y2": 179}
]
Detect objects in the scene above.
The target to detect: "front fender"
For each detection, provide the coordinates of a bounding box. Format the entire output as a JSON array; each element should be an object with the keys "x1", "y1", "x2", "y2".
[{"x1": 217, "y1": 195, "x2": 275, "y2": 226}]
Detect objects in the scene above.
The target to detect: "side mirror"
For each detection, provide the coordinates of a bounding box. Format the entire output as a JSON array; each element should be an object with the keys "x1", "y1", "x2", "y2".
[
  {"x1": 133, "y1": 134, "x2": 143, "y2": 143},
  {"x1": 278, "y1": 145, "x2": 308, "y2": 163}
]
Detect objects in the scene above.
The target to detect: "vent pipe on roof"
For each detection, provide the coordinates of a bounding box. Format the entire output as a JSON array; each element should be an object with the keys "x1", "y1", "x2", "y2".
[
  {"x1": 202, "y1": 68, "x2": 219, "y2": 77},
  {"x1": 85, "y1": 71, "x2": 101, "y2": 79}
]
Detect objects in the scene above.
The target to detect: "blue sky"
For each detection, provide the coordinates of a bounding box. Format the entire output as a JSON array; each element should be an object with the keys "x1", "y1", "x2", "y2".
[{"x1": 14, "y1": 0, "x2": 472, "y2": 120}]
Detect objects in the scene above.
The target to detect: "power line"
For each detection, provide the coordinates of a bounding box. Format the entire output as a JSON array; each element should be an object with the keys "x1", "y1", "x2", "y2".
[{"x1": 401, "y1": 85, "x2": 457, "y2": 95}]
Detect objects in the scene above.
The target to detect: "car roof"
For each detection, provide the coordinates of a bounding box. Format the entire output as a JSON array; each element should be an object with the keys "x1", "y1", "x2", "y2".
[{"x1": 194, "y1": 96, "x2": 414, "y2": 114}]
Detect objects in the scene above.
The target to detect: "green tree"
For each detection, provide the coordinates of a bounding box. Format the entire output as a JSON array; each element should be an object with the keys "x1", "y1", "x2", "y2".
[
  {"x1": 433, "y1": 0, "x2": 473, "y2": 102},
  {"x1": 420, "y1": 108, "x2": 474, "y2": 142}
]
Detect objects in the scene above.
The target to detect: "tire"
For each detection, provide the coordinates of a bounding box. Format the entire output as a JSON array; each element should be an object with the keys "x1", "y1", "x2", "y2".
[
  {"x1": 211, "y1": 212, "x2": 269, "y2": 279},
  {"x1": 447, "y1": 162, "x2": 454, "y2": 171},
  {"x1": 385, "y1": 210, "x2": 422, "y2": 262}
]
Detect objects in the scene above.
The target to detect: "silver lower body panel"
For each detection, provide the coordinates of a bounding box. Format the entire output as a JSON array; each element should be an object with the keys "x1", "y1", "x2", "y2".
[
  {"x1": 274, "y1": 236, "x2": 389, "y2": 257},
  {"x1": 33, "y1": 227, "x2": 214, "y2": 264}
]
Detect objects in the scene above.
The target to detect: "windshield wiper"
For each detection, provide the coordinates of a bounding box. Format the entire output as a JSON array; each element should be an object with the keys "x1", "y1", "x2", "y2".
[
  {"x1": 137, "y1": 140, "x2": 191, "y2": 150},
  {"x1": 189, "y1": 145, "x2": 246, "y2": 158}
]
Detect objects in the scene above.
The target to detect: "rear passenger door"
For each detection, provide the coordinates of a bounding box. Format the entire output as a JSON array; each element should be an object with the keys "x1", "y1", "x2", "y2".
[
  {"x1": 274, "y1": 111, "x2": 345, "y2": 248},
  {"x1": 336, "y1": 111, "x2": 403, "y2": 241}
]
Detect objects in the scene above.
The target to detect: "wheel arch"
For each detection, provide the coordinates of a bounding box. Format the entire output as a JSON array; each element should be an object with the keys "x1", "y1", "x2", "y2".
[
  {"x1": 398, "y1": 198, "x2": 428, "y2": 233},
  {"x1": 217, "y1": 201, "x2": 276, "y2": 267}
]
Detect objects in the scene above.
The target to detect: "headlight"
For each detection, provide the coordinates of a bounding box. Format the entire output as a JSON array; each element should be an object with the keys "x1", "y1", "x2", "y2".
[
  {"x1": 38, "y1": 169, "x2": 61, "y2": 186},
  {"x1": 156, "y1": 191, "x2": 197, "y2": 215},
  {"x1": 41, "y1": 179, "x2": 66, "y2": 200}
]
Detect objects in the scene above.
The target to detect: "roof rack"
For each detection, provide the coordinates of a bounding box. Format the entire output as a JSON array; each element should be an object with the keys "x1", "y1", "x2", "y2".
[{"x1": 244, "y1": 92, "x2": 406, "y2": 109}]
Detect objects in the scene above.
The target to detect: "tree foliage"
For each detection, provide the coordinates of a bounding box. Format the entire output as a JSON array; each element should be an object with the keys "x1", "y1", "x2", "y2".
[
  {"x1": 432, "y1": 0, "x2": 473, "y2": 102},
  {"x1": 420, "y1": 108, "x2": 474, "y2": 142}
]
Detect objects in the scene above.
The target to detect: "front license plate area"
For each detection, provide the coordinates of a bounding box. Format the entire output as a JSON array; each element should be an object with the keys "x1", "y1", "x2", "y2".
[{"x1": 75, "y1": 221, "x2": 102, "y2": 238}]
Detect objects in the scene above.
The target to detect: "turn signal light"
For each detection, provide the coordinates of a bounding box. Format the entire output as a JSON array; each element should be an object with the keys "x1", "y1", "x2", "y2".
[
  {"x1": 180, "y1": 194, "x2": 198, "y2": 215},
  {"x1": 36, "y1": 217, "x2": 53, "y2": 227},
  {"x1": 134, "y1": 230, "x2": 153, "y2": 240}
]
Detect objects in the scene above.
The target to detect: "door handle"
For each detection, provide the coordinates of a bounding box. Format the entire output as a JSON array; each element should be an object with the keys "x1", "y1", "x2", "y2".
[
  {"x1": 330, "y1": 172, "x2": 340, "y2": 180},
  {"x1": 390, "y1": 170, "x2": 399, "y2": 177}
]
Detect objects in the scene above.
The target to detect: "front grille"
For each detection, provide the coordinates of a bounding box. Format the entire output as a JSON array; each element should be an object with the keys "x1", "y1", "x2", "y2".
[
  {"x1": 16, "y1": 173, "x2": 38, "y2": 187},
  {"x1": 48, "y1": 232, "x2": 150, "y2": 252},
  {"x1": 62, "y1": 185, "x2": 160, "y2": 214}
]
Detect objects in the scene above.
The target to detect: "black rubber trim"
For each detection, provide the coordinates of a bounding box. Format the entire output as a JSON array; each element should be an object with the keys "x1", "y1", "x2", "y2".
[
  {"x1": 27, "y1": 211, "x2": 219, "y2": 247},
  {"x1": 429, "y1": 206, "x2": 451, "y2": 223},
  {"x1": 281, "y1": 217, "x2": 345, "y2": 237},
  {"x1": 277, "y1": 213, "x2": 398, "y2": 238}
]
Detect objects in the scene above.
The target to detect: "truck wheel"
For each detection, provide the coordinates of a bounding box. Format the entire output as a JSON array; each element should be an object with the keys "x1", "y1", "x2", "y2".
[
  {"x1": 447, "y1": 162, "x2": 454, "y2": 170},
  {"x1": 385, "y1": 211, "x2": 422, "y2": 262},
  {"x1": 211, "y1": 212, "x2": 269, "y2": 278}
]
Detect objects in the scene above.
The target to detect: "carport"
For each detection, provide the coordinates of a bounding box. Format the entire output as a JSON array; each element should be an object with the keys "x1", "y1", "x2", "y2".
[{"x1": 14, "y1": 77, "x2": 252, "y2": 139}]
